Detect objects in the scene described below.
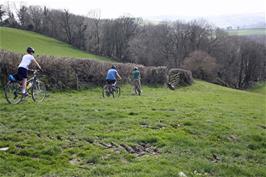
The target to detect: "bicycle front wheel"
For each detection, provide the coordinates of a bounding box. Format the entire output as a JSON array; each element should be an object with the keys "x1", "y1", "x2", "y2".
[
  {"x1": 31, "y1": 80, "x2": 46, "y2": 102},
  {"x1": 112, "y1": 86, "x2": 121, "y2": 98},
  {"x1": 102, "y1": 85, "x2": 110, "y2": 98},
  {"x1": 4, "y1": 82, "x2": 23, "y2": 104}
]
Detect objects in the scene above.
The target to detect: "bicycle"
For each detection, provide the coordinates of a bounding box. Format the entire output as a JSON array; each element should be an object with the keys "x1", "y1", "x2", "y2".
[
  {"x1": 102, "y1": 82, "x2": 121, "y2": 98},
  {"x1": 4, "y1": 70, "x2": 46, "y2": 104}
]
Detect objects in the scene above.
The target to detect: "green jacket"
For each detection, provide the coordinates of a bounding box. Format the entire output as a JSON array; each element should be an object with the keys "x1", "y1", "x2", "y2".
[{"x1": 132, "y1": 70, "x2": 140, "y2": 80}]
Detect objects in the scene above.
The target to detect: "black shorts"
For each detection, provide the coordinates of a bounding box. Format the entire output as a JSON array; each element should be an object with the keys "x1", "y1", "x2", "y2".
[
  {"x1": 15, "y1": 67, "x2": 28, "y2": 81},
  {"x1": 106, "y1": 80, "x2": 116, "y2": 85}
]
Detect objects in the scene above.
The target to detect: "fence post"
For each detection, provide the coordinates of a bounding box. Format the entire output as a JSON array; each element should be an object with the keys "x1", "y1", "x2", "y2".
[{"x1": 0, "y1": 65, "x2": 8, "y2": 87}]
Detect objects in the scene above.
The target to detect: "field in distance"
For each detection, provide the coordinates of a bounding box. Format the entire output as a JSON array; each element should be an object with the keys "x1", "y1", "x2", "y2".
[
  {"x1": 227, "y1": 28, "x2": 266, "y2": 36},
  {"x1": 0, "y1": 27, "x2": 112, "y2": 62}
]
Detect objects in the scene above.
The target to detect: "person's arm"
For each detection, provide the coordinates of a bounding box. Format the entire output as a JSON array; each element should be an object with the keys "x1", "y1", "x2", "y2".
[
  {"x1": 116, "y1": 72, "x2": 122, "y2": 80},
  {"x1": 131, "y1": 71, "x2": 134, "y2": 80},
  {"x1": 33, "y1": 58, "x2": 42, "y2": 70}
]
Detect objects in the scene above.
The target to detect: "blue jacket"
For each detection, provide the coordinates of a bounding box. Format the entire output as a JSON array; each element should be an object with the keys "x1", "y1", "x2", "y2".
[{"x1": 106, "y1": 69, "x2": 118, "y2": 80}]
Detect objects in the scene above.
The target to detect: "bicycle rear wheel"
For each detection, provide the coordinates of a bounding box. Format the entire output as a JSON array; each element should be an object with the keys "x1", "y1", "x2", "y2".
[
  {"x1": 4, "y1": 82, "x2": 23, "y2": 104},
  {"x1": 31, "y1": 80, "x2": 46, "y2": 102}
]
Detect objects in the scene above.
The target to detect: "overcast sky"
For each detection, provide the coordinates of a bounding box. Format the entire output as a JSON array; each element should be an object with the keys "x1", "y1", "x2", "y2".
[{"x1": 1, "y1": 0, "x2": 266, "y2": 18}]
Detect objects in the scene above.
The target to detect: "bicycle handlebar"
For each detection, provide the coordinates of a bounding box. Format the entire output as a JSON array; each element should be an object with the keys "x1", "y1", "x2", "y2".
[{"x1": 28, "y1": 69, "x2": 43, "y2": 73}]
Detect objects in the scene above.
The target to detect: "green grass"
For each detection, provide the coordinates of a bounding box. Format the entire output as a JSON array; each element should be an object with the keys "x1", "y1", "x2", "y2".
[
  {"x1": 248, "y1": 82, "x2": 266, "y2": 95},
  {"x1": 227, "y1": 28, "x2": 266, "y2": 36},
  {"x1": 0, "y1": 27, "x2": 112, "y2": 62},
  {"x1": 0, "y1": 81, "x2": 265, "y2": 177}
]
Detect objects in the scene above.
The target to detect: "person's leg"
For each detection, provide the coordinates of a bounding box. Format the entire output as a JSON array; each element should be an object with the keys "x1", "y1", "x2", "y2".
[
  {"x1": 18, "y1": 67, "x2": 28, "y2": 95},
  {"x1": 133, "y1": 80, "x2": 138, "y2": 94},
  {"x1": 21, "y1": 78, "x2": 27, "y2": 94},
  {"x1": 138, "y1": 79, "x2": 142, "y2": 92},
  {"x1": 112, "y1": 80, "x2": 116, "y2": 87},
  {"x1": 132, "y1": 81, "x2": 135, "y2": 94},
  {"x1": 111, "y1": 80, "x2": 117, "y2": 91}
]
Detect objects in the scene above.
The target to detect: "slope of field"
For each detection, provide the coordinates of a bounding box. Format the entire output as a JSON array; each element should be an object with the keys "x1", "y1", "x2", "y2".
[
  {"x1": 0, "y1": 81, "x2": 265, "y2": 177},
  {"x1": 0, "y1": 27, "x2": 112, "y2": 61},
  {"x1": 227, "y1": 28, "x2": 266, "y2": 36}
]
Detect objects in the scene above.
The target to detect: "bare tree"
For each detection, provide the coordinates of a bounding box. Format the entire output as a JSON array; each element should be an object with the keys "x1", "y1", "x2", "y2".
[
  {"x1": 47, "y1": 9, "x2": 62, "y2": 38},
  {"x1": 0, "y1": 4, "x2": 6, "y2": 23},
  {"x1": 41, "y1": 6, "x2": 50, "y2": 35},
  {"x1": 72, "y1": 15, "x2": 87, "y2": 49},
  {"x1": 170, "y1": 21, "x2": 191, "y2": 67},
  {"x1": 28, "y1": 6, "x2": 43, "y2": 32},
  {"x1": 238, "y1": 39, "x2": 266, "y2": 88},
  {"x1": 17, "y1": 5, "x2": 31, "y2": 29},
  {"x1": 101, "y1": 16, "x2": 140, "y2": 61},
  {"x1": 87, "y1": 9, "x2": 101, "y2": 54},
  {"x1": 60, "y1": 9, "x2": 73, "y2": 44},
  {"x1": 187, "y1": 19, "x2": 212, "y2": 51},
  {"x1": 3, "y1": 2, "x2": 18, "y2": 27}
]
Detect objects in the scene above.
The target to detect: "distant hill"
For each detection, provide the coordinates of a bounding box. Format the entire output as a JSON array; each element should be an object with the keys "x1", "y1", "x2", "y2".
[
  {"x1": 206, "y1": 12, "x2": 266, "y2": 29},
  {"x1": 227, "y1": 28, "x2": 266, "y2": 36},
  {"x1": 145, "y1": 12, "x2": 266, "y2": 29},
  {"x1": 0, "y1": 27, "x2": 113, "y2": 62}
]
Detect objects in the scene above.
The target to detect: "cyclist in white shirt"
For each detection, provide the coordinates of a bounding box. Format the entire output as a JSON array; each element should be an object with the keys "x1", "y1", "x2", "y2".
[{"x1": 15, "y1": 47, "x2": 42, "y2": 96}]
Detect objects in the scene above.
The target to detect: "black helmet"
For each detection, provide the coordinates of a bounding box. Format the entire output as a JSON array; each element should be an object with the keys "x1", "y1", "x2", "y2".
[
  {"x1": 111, "y1": 65, "x2": 116, "y2": 69},
  {"x1": 27, "y1": 47, "x2": 35, "y2": 54}
]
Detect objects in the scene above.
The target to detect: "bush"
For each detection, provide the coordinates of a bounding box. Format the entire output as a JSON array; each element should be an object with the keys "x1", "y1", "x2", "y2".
[
  {"x1": 0, "y1": 50, "x2": 193, "y2": 89},
  {"x1": 183, "y1": 50, "x2": 218, "y2": 82},
  {"x1": 0, "y1": 50, "x2": 169, "y2": 89}
]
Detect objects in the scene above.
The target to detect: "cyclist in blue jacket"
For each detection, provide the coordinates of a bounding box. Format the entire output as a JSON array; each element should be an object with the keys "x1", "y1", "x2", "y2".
[{"x1": 105, "y1": 65, "x2": 122, "y2": 87}]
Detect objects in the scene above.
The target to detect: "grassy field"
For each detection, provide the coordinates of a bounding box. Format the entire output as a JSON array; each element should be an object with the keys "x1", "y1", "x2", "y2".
[
  {"x1": 0, "y1": 81, "x2": 265, "y2": 177},
  {"x1": 0, "y1": 27, "x2": 112, "y2": 62},
  {"x1": 248, "y1": 82, "x2": 266, "y2": 95},
  {"x1": 227, "y1": 28, "x2": 266, "y2": 36}
]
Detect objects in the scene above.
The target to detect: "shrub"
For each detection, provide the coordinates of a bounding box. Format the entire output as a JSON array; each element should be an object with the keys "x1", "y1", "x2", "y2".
[
  {"x1": 183, "y1": 50, "x2": 218, "y2": 81},
  {"x1": 0, "y1": 50, "x2": 193, "y2": 89},
  {"x1": 0, "y1": 50, "x2": 171, "y2": 89}
]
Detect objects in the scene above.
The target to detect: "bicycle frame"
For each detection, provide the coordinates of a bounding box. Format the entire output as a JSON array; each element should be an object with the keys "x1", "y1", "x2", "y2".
[
  {"x1": 4, "y1": 69, "x2": 46, "y2": 104},
  {"x1": 9, "y1": 71, "x2": 36, "y2": 95},
  {"x1": 102, "y1": 81, "x2": 120, "y2": 98},
  {"x1": 26, "y1": 71, "x2": 38, "y2": 88}
]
